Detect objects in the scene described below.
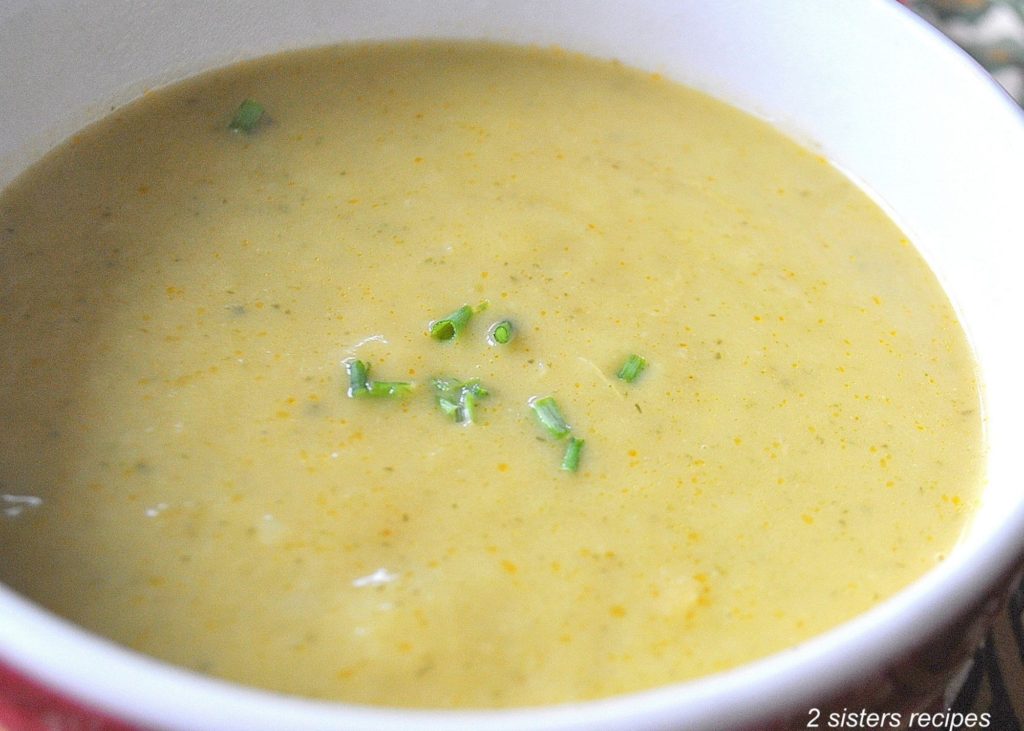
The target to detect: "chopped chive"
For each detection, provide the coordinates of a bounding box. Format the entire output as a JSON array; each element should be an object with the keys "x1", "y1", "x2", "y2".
[
  {"x1": 529, "y1": 396, "x2": 571, "y2": 440},
  {"x1": 229, "y1": 99, "x2": 265, "y2": 134},
  {"x1": 461, "y1": 381, "x2": 488, "y2": 399},
  {"x1": 344, "y1": 359, "x2": 413, "y2": 399},
  {"x1": 431, "y1": 376, "x2": 462, "y2": 394},
  {"x1": 364, "y1": 380, "x2": 415, "y2": 398},
  {"x1": 488, "y1": 319, "x2": 514, "y2": 345},
  {"x1": 345, "y1": 359, "x2": 370, "y2": 397},
  {"x1": 561, "y1": 437, "x2": 585, "y2": 472},
  {"x1": 431, "y1": 377, "x2": 489, "y2": 424},
  {"x1": 438, "y1": 396, "x2": 460, "y2": 418},
  {"x1": 462, "y1": 387, "x2": 482, "y2": 423},
  {"x1": 616, "y1": 354, "x2": 648, "y2": 383},
  {"x1": 429, "y1": 305, "x2": 473, "y2": 341}
]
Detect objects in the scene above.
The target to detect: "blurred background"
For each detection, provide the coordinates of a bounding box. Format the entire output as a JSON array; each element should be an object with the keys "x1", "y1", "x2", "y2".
[{"x1": 906, "y1": 0, "x2": 1024, "y2": 104}]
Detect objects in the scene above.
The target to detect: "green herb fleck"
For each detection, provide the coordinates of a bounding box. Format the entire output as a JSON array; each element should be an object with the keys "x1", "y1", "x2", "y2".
[
  {"x1": 229, "y1": 99, "x2": 265, "y2": 134},
  {"x1": 561, "y1": 437, "x2": 585, "y2": 472},
  {"x1": 616, "y1": 354, "x2": 647, "y2": 383},
  {"x1": 429, "y1": 305, "x2": 473, "y2": 341},
  {"x1": 529, "y1": 396, "x2": 571, "y2": 440}
]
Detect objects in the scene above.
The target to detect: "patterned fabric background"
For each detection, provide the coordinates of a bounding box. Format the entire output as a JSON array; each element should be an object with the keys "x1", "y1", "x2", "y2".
[
  {"x1": 902, "y1": 3, "x2": 1024, "y2": 729},
  {"x1": 953, "y1": 582, "x2": 1024, "y2": 727},
  {"x1": 906, "y1": 0, "x2": 1024, "y2": 103}
]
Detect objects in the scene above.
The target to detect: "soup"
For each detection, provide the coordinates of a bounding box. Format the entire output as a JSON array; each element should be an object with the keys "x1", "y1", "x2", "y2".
[{"x1": 0, "y1": 41, "x2": 984, "y2": 708}]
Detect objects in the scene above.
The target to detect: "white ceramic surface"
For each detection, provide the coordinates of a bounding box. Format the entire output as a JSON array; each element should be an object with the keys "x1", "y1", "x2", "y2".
[{"x1": 1, "y1": 1, "x2": 1023, "y2": 729}]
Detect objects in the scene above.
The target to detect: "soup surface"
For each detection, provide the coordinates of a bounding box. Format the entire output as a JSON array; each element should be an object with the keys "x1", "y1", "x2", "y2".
[{"x1": 0, "y1": 42, "x2": 983, "y2": 707}]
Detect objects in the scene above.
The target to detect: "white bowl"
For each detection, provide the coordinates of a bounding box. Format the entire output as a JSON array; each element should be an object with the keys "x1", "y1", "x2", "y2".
[{"x1": 1, "y1": 1, "x2": 1022, "y2": 729}]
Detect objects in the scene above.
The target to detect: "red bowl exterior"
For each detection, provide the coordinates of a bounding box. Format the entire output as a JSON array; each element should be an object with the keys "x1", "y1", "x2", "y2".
[{"x1": 0, "y1": 662, "x2": 138, "y2": 731}]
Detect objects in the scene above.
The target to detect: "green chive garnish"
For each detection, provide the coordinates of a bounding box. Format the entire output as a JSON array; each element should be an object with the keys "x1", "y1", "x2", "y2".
[
  {"x1": 616, "y1": 354, "x2": 648, "y2": 383},
  {"x1": 432, "y1": 377, "x2": 489, "y2": 424},
  {"x1": 229, "y1": 99, "x2": 265, "y2": 134},
  {"x1": 429, "y1": 305, "x2": 473, "y2": 341},
  {"x1": 561, "y1": 437, "x2": 585, "y2": 472},
  {"x1": 364, "y1": 381, "x2": 415, "y2": 398},
  {"x1": 438, "y1": 398, "x2": 460, "y2": 419},
  {"x1": 345, "y1": 359, "x2": 370, "y2": 397},
  {"x1": 431, "y1": 376, "x2": 461, "y2": 394},
  {"x1": 461, "y1": 384, "x2": 485, "y2": 423},
  {"x1": 529, "y1": 396, "x2": 571, "y2": 440},
  {"x1": 488, "y1": 319, "x2": 514, "y2": 345},
  {"x1": 344, "y1": 359, "x2": 412, "y2": 398}
]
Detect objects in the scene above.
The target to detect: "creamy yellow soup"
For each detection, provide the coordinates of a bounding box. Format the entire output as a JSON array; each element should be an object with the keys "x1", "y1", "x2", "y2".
[{"x1": 0, "y1": 42, "x2": 983, "y2": 708}]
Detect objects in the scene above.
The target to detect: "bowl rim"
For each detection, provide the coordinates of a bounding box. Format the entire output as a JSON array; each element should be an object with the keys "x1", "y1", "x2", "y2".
[{"x1": 1, "y1": 1, "x2": 1023, "y2": 729}]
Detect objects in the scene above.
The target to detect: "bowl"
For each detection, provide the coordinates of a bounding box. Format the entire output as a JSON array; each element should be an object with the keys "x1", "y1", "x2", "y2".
[{"x1": 1, "y1": 1, "x2": 1023, "y2": 729}]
